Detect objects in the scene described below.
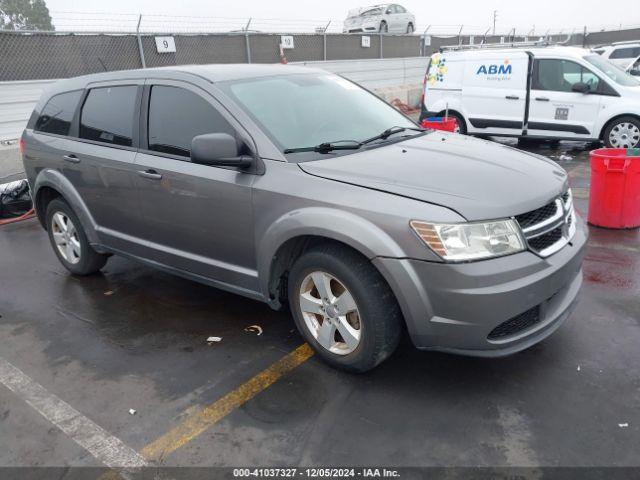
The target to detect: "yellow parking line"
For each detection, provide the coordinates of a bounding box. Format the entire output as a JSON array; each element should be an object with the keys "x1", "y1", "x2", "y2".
[{"x1": 140, "y1": 343, "x2": 314, "y2": 461}]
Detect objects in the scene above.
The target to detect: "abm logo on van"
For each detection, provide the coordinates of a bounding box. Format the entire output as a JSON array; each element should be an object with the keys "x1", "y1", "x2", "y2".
[{"x1": 476, "y1": 59, "x2": 512, "y2": 76}]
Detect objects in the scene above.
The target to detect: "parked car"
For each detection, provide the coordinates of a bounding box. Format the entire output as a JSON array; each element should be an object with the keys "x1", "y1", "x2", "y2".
[
  {"x1": 22, "y1": 65, "x2": 586, "y2": 372},
  {"x1": 420, "y1": 45, "x2": 640, "y2": 148},
  {"x1": 343, "y1": 4, "x2": 415, "y2": 34},
  {"x1": 592, "y1": 41, "x2": 640, "y2": 71}
]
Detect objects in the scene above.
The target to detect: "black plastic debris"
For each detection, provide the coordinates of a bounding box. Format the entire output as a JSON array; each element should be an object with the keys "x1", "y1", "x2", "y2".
[{"x1": 0, "y1": 180, "x2": 33, "y2": 219}]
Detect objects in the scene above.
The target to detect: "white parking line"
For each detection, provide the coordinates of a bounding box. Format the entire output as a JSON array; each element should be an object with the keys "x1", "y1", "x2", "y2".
[{"x1": 0, "y1": 356, "x2": 147, "y2": 469}]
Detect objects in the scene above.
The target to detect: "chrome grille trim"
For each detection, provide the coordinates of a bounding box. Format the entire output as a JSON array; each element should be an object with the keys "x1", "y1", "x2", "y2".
[
  {"x1": 521, "y1": 199, "x2": 564, "y2": 234},
  {"x1": 516, "y1": 189, "x2": 575, "y2": 258}
]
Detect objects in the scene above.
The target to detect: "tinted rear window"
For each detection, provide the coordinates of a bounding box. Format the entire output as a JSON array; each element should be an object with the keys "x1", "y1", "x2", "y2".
[
  {"x1": 35, "y1": 90, "x2": 82, "y2": 136},
  {"x1": 80, "y1": 86, "x2": 138, "y2": 146},
  {"x1": 148, "y1": 85, "x2": 234, "y2": 157}
]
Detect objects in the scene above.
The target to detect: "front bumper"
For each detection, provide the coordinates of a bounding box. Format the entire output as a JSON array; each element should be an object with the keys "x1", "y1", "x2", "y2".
[{"x1": 373, "y1": 215, "x2": 587, "y2": 356}]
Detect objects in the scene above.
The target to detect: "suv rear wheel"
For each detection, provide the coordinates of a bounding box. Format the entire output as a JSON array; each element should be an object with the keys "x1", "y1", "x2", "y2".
[
  {"x1": 288, "y1": 243, "x2": 402, "y2": 372},
  {"x1": 46, "y1": 198, "x2": 108, "y2": 275}
]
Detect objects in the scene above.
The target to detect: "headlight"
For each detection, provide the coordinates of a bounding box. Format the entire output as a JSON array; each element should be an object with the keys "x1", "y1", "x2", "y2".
[{"x1": 410, "y1": 219, "x2": 525, "y2": 262}]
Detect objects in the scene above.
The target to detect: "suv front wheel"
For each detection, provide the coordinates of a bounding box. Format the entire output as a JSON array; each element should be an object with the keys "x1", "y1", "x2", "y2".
[
  {"x1": 603, "y1": 116, "x2": 640, "y2": 148},
  {"x1": 288, "y1": 243, "x2": 403, "y2": 372},
  {"x1": 46, "y1": 198, "x2": 108, "y2": 275}
]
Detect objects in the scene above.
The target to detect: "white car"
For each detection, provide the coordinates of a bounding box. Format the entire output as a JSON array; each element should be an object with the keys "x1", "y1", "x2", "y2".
[
  {"x1": 343, "y1": 4, "x2": 416, "y2": 34},
  {"x1": 420, "y1": 45, "x2": 640, "y2": 148},
  {"x1": 592, "y1": 42, "x2": 640, "y2": 71}
]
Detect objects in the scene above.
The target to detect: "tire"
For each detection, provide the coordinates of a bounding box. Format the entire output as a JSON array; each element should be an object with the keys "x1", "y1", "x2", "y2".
[
  {"x1": 603, "y1": 116, "x2": 640, "y2": 148},
  {"x1": 45, "y1": 198, "x2": 108, "y2": 275},
  {"x1": 440, "y1": 111, "x2": 467, "y2": 134},
  {"x1": 379, "y1": 21, "x2": 388, "y2": 33},
  {"x1": 288, "y1": 243, "x2": 403, "y2": 372},
  {"x1": 406, "y1": 23, "x2": 414, "y2": 34}
]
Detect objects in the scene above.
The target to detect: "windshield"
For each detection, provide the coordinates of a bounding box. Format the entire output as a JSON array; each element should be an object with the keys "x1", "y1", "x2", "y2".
[
  {"x1": 584, "y1": 55, "x2": 640, "y2": 87},
  {"x1": 361, "y1": 7, "x2": 383, "y2": 16},
  {"x1": 218, "y1": 73, "x2": 417, "y2": 160}
]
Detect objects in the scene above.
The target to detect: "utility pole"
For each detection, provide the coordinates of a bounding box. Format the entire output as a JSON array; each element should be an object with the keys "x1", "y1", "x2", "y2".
[{"x1": 493, "y1": 10, "x2": 497, "y2": 35}]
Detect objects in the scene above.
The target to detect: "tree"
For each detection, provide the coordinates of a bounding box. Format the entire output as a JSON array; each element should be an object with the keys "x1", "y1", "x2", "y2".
[{"x1": 0, "y1": 0, "x2": 54, "y2": 31}]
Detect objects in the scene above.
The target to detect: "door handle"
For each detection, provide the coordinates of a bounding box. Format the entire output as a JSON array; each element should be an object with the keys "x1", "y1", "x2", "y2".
[
  {"x1": 535, "y1": 97, "x2": 550, "y2": 102},
  {"x1": 63, "y1": 154, "x2": 80, "y2": 163},
  {"x1": 138, "y1": 169, "x2": 162, "y2": 180},
  {"x1": 505, "y1": 95, "x2": 520, "y2": 100}
]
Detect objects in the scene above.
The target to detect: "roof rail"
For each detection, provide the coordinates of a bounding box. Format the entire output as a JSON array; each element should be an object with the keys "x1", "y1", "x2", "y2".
[
  {"x1": 439, "y1": 36, "x2": 572, "y2": 52},
  {"x1": 611, "y1": 40, "x2": 640, "y2": 46}
]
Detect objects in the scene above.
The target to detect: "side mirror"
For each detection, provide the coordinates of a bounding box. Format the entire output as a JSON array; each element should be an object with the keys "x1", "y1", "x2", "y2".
[
  {"x1": 571, "y1": 82, "x2": 591, "y2": 94},
  {"x1": 191, "y1": 133, "x2": 253, "y2": 169}
]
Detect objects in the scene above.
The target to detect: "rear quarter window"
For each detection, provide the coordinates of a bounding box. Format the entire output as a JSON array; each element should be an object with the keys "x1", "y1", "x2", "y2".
[
  {"x1": 80, "y1": 86, "x2": 138, "y2": 147},
  {"x1": 34, "y1": 90, "x2": 82, "y2": 136}
]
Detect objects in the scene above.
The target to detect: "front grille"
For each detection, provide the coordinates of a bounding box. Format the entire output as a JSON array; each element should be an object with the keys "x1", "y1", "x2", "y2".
[
  {"x1": 488, "y1": 306, "x2": 541, "y2": 340},
  {"x1": 514, "y1": 190, "x2": 575, "y2": 258},
  {"x1": 528, "y1": 226, "x2": 563, "y2": 251},
  {"x1": 515, "y1": 201, "x2": 558, "y2": 230}
]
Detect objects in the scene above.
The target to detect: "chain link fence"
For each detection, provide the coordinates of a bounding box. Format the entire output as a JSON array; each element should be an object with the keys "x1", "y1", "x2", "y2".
[{"x1": 0, "y1": 30, "x2": 423, "y2": 81}]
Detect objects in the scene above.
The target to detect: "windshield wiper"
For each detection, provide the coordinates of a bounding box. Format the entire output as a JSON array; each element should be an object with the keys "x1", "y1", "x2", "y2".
[
  {"x1": 284, "y1": 140, "x2": 362, "y2": 154},
  {"x1": 361, "y1": 126, "x2": 425, "y2": 144},
  {"x1": 361, "y1": 126, "x2": 424, "y2": 145}
]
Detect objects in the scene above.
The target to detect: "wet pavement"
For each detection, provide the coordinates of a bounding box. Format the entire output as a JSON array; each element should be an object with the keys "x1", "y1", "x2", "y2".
[{"x1": 0, "y1": 138, "x2": 639, "y2": 471}]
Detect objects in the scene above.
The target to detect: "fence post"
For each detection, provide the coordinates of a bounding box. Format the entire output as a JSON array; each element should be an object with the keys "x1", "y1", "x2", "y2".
[
  {"x1": 245, "y1": 33, "x2": 252, "y2": 63},
  {"x1": 379, "y1": 33, "x2": 383, "y2": 58},
  {"x1": 323, "y1": 33, "x2": 327, "y2": 61},
  {"x1": 322, "y1": 21, "x2": 330, "y2": 61},
  {"x1": 136, "y1": 14, "x2": 146, "y2": 68}
]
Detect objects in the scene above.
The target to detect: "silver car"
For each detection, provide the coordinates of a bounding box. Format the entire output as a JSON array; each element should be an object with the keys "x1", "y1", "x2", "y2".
[
  {"x1": 22, "y1": 65, "x2": 586, "y2": 372},
  {"x1": 343, "y1": 4, "x2": 416, "y2": 34}
]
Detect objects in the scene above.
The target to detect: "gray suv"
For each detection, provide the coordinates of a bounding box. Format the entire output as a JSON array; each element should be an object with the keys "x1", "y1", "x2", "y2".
[{"x1": 22, "y1": 65, "x2": 587, "y2": 372}]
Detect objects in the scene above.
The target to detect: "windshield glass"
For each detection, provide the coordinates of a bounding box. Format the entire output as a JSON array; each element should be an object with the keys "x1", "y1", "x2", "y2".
[
  {"x1": 361, "y1": 7, "x2": 383, "y2": 16},
  {"x1": 584, "y1": 55, "x2": 640, "y2": 86},
  {"x1": 218, "y1": 73, "x2": 417, "y2": 160}
]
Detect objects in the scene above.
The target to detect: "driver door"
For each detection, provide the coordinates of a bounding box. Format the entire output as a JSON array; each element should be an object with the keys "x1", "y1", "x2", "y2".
[
  {"x1": 527, "y1": 58, "x2": 603, "y2": 139},
  {"x1": 133, "y1": 80, "x2": 258, "y2": 292}
]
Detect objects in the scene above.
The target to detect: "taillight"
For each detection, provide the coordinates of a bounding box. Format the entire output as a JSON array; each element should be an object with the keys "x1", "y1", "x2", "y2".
[{"x1": 18, "y1": 137, "x2": 25, "y2": 156}]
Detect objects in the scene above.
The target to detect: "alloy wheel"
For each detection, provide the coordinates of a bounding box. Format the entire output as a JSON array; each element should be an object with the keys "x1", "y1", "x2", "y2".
[
  {"x1": 298, "y1": 271, "x2": 362, "y2": 355},
  {"x1": 51, "y1": 212, "x2": 81, "y2": 264},
  {"x1": 609, "y1": 122, "x2": 640, "y2": 148}
]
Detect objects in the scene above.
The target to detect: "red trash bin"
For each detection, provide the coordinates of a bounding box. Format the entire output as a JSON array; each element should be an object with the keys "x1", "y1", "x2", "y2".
[
  {"x1": 421, "y1": 117, "x2": 458, "y2": 133},
  {"x1": 588, "y1": 148, "x2": 640, "y2": 229}
]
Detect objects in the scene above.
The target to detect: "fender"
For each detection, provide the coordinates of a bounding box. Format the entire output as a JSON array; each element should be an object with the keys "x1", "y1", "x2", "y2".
[
  {"x1": 33, "y1": 168, "x2": 100, "y2": 245},
  {"x1": 257, "y1": 207, "x2": 407, "y2": 299},
  {"x1": 596, "y1": 110, "x2": 640, "y2": 139}
]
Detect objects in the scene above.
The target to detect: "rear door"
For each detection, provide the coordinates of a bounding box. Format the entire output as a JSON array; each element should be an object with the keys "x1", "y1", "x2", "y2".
[
  {"x1": 62, "y1": 81, "x2": 147, "y2": 247},
  {"x1": 462, "y1": 51, "x2": 530, "y2": 136},
  {"x1": 527, "y1": 58, "x2": 603, "y2": 139},
  {"x1": 133, "y1": 79, "x2": 258, "y2": 291}
]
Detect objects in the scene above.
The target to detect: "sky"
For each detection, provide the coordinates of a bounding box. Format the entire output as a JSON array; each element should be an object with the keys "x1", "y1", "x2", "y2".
[{"x1": 44, "y1": 0, "x2": 640, "y2": 35}]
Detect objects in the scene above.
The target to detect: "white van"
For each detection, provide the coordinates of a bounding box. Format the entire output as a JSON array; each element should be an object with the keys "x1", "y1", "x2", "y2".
[{"x1": 420, "y1": 45, "x2": 640, "y2": 148}]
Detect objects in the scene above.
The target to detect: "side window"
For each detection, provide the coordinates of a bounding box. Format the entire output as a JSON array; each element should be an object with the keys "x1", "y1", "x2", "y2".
[
  {"x1": 610, "y1": 47, "x2": 640, "y2": 59},
  {"x1": 80, "y1": 86, "x2": 138, "y2": 147},
  {"x1": 396, "y1": 5, "x2": 406, "y2": 13},
  {"x1": 34, "y1": 91, "x2": 82, "y2": 136},
  {"x1": 533, "y1": 59, "x2": 600, "y2": 92},
  {"x1": 148, "y1": 85, "x2": 235, "y2": 158}
]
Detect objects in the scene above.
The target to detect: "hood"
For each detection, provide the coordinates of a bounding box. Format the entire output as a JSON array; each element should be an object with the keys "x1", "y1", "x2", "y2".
[{"x1": 298, "y1": 133, "x2": 568, "y2": 221}]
